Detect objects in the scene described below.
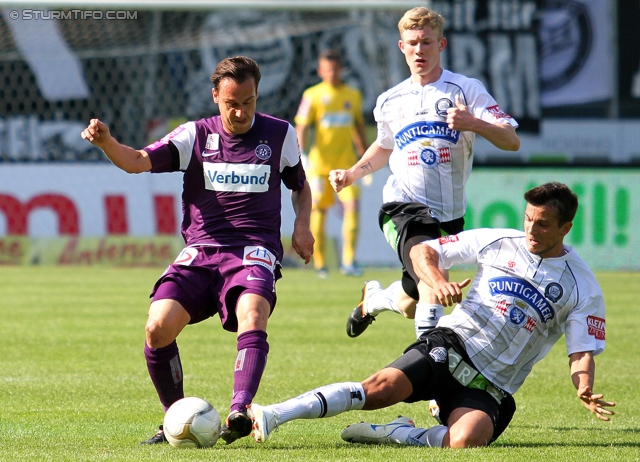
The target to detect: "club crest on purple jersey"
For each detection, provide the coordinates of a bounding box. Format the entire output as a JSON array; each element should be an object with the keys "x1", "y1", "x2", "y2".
[{"x1": 255, "y1": 143, "x2": 272, "y2": 160}]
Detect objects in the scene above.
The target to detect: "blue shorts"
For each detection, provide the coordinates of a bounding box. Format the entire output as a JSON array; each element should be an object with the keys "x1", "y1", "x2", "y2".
[{"x1": 150, "y1": 245, "x2": 281, "y2": 332}]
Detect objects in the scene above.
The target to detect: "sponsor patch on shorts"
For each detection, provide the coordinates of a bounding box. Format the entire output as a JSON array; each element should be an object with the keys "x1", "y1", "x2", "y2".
[
  {"x1": 429, "y1": 346, "x2": 447, "y2": 363},
  {"x1": 173, "y1": 247, "x2": 198, "y2": 266},
  {"x1": 243, "y1": 246, "x2": 276, "y2": 271}
]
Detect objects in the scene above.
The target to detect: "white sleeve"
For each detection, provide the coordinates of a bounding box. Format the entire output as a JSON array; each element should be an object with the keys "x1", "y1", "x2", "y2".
[
  {"x1": 424, "y1": 228, "x2": 523, "y2": 269},
  {"x1": 373, "y1": 94, "x2": 395, "y2": 150},
  {"x1": 564, "y1": 273, "x2": 606, "y2": 356},
  {"x1": 165, "y1": 121, "x2": 197, "y2": 170},
  {"x1": 465, "y1": 78, "x2": 519, "y2": 129},
  {"x1": 280, "y1": 124, "x2": 302, "y2": 171},
  {"x1": 424, "y1": 229, "x2": 483, "y2": 268}
]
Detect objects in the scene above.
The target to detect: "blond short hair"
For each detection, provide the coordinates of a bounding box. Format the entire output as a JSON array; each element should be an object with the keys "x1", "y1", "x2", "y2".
[{"x1": 397, "y1": 7, "x2": 445, "y2": 39}]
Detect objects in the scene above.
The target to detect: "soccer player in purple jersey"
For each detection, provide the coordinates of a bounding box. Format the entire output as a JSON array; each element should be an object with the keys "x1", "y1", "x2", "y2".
[{"x1": 81, "y1": 56, "x2": 314, "y2": 445}]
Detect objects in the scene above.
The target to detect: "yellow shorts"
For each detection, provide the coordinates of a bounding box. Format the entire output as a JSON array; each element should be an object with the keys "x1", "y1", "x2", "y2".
[{"x1": 308, "y1": 174, "x2": 360, "y2": 210}]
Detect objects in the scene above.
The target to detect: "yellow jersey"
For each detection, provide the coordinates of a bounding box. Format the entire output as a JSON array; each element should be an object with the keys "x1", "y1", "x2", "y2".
[{"x1": 295, "y1": 81, "x2": 364, "y2": 175}]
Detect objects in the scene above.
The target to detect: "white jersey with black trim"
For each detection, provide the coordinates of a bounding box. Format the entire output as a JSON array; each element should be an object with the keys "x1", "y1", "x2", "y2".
[
  {"x1": 428, "y1": 228, "x2": 606, "y2": 395},
  {"x1": 375, "y1": 70, "x2": 518, "y2": 222}
]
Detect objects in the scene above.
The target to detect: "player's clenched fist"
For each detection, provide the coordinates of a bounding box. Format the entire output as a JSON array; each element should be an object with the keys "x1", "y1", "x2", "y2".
[
  {"x1": 81, "y1": 119, "x2": 112, "y2": 148},
  {"x1": 329, "y1": 169, "x2": 352, "y2": 193}
]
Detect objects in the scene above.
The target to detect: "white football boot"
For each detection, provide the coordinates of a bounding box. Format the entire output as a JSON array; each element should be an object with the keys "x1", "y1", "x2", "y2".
[
  {"x1": 248, "y1": 403, "x2": 281, "y2": 443},
  {"x1": 341, "y1": 415, "x2": 416, "y2": 444}
]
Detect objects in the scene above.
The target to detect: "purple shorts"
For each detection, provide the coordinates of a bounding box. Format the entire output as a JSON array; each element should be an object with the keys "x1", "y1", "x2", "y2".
[{"x1": 150, "y1": 245, "x2": 281, "y2": 332}]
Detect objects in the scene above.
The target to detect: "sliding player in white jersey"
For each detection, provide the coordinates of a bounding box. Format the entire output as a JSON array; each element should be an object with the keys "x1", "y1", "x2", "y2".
[
  {"x1": 248, "y1": 182, "x2": 615, "y2": 449},
  {"x1": 330, "y1": 6, "x2": 520, "y2": 340}
]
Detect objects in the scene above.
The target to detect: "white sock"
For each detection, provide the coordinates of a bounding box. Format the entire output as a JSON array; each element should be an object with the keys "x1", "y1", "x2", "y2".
[
  {"x1": 367, "y1": 281, "x2": 403, "y2": 316},
  {"x1": 390, "y1": 425, "x2": 448, "y2": 447},
  {"x1": 414, "y1": 303, "x2": 444, "y2": 339},
  {"x1": 269, "y1": 382, "x2": 365, "y2": 425}
]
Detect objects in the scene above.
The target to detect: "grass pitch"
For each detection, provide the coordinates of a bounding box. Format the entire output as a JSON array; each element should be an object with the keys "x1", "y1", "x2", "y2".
[{"x1": 0, "y1": 266, "x2": 638, "y2": 461}]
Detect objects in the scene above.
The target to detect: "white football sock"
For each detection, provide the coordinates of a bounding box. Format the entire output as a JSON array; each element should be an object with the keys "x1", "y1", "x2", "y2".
[
  {"x1": 269, "y1": 382, "x2": 365, "y2": 424},
  {"x1": 389, "y1": 425, "x2": 448, "y2": 447},
  {"x1": 367, "y1": 281, "x2": 403, "y2": 316},
  {"x1": 414, "y1": 303, "x2": 444, "y2": 339}
]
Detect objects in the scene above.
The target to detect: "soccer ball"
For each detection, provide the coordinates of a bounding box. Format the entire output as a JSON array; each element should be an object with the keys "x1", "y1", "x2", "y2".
[{"x1": 163, "y1": 397, "x2": 221, "y2": 448}]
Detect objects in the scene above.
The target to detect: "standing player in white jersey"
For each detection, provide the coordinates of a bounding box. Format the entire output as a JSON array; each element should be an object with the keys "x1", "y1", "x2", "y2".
[
  {"x1": 81, "y1": 56, "x2": 314, "y2": 446},
  {"x1": 248, "y1": 182, "x2": 615, "y2": 449},
  {"x1": 330, "y1": 7, "x2": 520, "y2": 340}
]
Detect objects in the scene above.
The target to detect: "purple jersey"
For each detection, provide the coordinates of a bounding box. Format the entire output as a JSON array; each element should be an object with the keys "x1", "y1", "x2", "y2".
[{"x1": 143, "y1": 113, "x2": 305, "y2": 260}]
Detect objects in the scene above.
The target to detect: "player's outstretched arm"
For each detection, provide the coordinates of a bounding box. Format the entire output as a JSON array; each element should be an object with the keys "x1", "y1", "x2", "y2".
[
  {"x1": 329, "y1": 144, "x2": 392, "y2": 192},
  {"x1": 569, "y1": 351, "x2": 616, "y2": 421},
  {"x1": 290, "y1": 180, "x2": 314, "y2": 264},
  {"x1": 81, "y1": 118, "x2": 152, "y2": 173}
]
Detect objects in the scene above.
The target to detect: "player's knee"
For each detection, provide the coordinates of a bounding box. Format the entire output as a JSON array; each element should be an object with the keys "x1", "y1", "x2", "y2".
[
  {"x1": 145, "y1": 319, "x2": 173, "y2": 348},
  {"x1": 447, "y1": 425, "x2": 491, "y2": 448},
  {"x1": 360, "y1": 368, "x2": 412, "y2": 410}
]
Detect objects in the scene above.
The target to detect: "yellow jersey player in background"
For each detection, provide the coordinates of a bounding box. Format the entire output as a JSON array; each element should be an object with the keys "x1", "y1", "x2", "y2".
[{"x1": 295, "y1": 50, "x2": 368, "y2": 278}]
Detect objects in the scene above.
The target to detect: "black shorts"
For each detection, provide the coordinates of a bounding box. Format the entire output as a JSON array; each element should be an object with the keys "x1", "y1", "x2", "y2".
[
  {"x1": 378, "y1": 202, "x2": 464, "y2": 300},
  {"x1": 387, "y1": 328, "x2": 516, "y2": 444}
]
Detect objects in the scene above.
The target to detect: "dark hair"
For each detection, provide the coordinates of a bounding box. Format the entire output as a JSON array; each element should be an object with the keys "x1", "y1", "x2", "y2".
[
  {"x1": 210, "y1": 56, "x2": 261, "y2": 91},
  {"x1": 318, "y1": 50, "x2": 343, "y2": 67},
  {"x1": 524, "y1": 182, "x2": 578, "y2": 225}
]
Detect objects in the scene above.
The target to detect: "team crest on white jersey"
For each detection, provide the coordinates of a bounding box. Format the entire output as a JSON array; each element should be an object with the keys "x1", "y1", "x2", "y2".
[
  {"x1": 545, "y1": 282, "x2": 563, "y2": 302},
  {"x1": 243, "y1": 246, "x2": 276, "y2": 271},
  {"x1": 255, "y1": 143, "x2": 272, "y2": 160},
  {"x1": 507, "y1": 305, "x2": 527, "y2": 328},
  {"x1": 435, "y1": 98, "x2": 453, "y2": 116},
  {"x1": 419, "y1": 146, "x2": 439, "y2": 168},
  {"x1": 495, "y1": 298, "x2": 537, "y2": 333}
]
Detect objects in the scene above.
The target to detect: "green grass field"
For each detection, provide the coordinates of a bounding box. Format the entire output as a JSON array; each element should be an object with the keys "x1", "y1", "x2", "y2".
[{"x1": 1, "y1": 266, "x2": 638, "y2": 461}]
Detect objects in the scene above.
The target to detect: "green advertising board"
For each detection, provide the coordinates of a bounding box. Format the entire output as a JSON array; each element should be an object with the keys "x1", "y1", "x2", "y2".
[{"x1": 466, "y1": 168, "x2": 639, "y2": 270}]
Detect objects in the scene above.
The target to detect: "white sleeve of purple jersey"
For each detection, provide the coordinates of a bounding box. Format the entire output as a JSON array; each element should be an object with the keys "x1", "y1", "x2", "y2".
[
  {"x1": 279, "y1": 124, "x2": 302, "y2": 171},
  {"x1": 144, "y1": 121, "x2": 196, "y2": 171},
  {"x1": 165, "y1": 122, "x2": 197, "y2": 170}
]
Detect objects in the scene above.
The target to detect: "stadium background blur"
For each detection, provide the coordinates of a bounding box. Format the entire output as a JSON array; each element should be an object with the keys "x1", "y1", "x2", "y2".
[{"x1": 0, "y1": 0, "x2": 638, "y2": 270}]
